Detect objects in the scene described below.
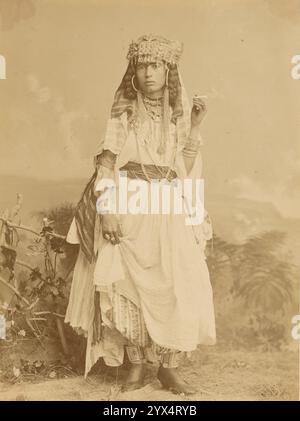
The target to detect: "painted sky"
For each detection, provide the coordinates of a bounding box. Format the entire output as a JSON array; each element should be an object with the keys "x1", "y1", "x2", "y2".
[{"x1": 0, "y1": 0, "x2": 299, "y2": 218}]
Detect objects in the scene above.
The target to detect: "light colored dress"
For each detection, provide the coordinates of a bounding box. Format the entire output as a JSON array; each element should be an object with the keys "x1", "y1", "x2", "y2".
[{"x1": 65, "y1": 103, "x2": 216, "y2": 376}]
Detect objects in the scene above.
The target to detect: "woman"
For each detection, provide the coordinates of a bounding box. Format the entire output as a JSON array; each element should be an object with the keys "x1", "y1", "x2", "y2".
[{"x1": 65, "y1": 34, "x2": 216, "y2": 395}]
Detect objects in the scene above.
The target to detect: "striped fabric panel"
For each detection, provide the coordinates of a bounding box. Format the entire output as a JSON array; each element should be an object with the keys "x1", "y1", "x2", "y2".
[
  {"x1": 74, "y1": 170, "x2": 98, "y2": 264},
  {"x1": 111, "y1": 101, "x2": 133, "y2": 119},
  {"x1": 160, "y1": 349, "x2": 182, "y2": 368},
  {"x1": 110, "y1": 87, "x2": 134, "y2": 119},
  {"x1": 112, "y1": 292, "x2": 150, "y2": 347}
]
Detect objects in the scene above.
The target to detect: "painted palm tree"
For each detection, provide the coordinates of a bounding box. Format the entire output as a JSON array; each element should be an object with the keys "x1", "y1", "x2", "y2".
[{"x1": 236, "y1": 231, "x2": 297, "y2": 313}]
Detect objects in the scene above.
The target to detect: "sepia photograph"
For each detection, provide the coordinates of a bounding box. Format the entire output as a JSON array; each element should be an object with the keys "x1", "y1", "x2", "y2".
[{"x1": 0, "y1": 0, "x2": 299, "y2": 404}]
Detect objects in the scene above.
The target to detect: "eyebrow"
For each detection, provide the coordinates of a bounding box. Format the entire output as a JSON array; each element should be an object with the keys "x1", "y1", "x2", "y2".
[{"x1": 138, "y1": 61, "x2": 163, "y2": 65}]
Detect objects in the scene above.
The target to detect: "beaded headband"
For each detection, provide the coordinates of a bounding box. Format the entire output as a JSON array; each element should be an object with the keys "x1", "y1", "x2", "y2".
[{"x1": 127, "y1": 34, "x2": 183, "y2": 66}]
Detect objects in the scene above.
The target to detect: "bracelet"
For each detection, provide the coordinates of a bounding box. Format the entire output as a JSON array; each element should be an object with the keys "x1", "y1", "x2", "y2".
[
  {"x1": 182, "y1": 148, "x2": 199, "y2": 158},
  {"x1": 182, "y1": 135, "x2": 204, "y2": 158},
  {"x1": 182, "y1": 141, "x2": 201, "y2": 158}
]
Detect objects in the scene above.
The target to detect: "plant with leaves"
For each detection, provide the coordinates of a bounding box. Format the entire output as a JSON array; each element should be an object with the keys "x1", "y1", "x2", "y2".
[{"x1": 236, "y1": 231, "x2": 297, "y2": 313}]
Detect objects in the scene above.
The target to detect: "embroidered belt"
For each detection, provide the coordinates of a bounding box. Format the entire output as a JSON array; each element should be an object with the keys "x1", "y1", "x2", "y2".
[{"x1": 119, "y1": 161, "x2": 177, "y2": 182}]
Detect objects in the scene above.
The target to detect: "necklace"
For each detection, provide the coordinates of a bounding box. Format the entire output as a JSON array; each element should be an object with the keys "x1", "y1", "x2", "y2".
[
  {"x1": 142, "y1": 94, "x2": 166, "y2": 154},
  {"x1": 142, "y1": 95, "x2": 164, "y2": 121}
]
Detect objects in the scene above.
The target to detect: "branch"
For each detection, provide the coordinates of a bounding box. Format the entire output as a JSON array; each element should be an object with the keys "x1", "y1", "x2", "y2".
[
  {"x1": 0, "y1": 217, "x2": 66, "y2": 240},
  {"x1": 34, "y1": 311, "x2": 65, "y2": 318},
  {"x1": 0, "y1": 275, "x2": 30, "y2": 306}
]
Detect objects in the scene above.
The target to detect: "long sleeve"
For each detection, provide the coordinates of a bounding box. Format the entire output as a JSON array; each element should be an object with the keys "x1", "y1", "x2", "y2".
[{"x1": 94, "y1": 113, "x2": 128, "y2": 161}]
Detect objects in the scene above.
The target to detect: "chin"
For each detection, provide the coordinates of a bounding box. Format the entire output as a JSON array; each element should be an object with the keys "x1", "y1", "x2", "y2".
[{"x1": 143, "y1": 85, "x2": 158, "y2": 94}]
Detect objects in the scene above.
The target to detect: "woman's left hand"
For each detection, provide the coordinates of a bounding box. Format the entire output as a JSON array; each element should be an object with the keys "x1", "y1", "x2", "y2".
[{"x1": 191, "y1": 96, "x2": 207, "y2": 127}]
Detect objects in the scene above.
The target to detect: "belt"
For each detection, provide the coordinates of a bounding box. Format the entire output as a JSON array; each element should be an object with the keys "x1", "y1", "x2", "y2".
[{"x1": 119, "y1": 161, "x2": 177, "y2": 182}]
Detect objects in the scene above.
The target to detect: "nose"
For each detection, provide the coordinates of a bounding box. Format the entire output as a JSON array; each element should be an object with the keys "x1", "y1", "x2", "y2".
[{"x1": 145, "y1": 65, "x2": 152, "y2": 78}]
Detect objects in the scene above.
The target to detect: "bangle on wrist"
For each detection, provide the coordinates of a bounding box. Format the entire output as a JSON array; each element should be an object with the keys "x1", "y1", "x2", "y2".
[
  {"x1": 182, "y1": 147, "x2": 200, "y2": 158},
  {"x1": 183, "y1": 136, "x2": 203, "y2": 157}
]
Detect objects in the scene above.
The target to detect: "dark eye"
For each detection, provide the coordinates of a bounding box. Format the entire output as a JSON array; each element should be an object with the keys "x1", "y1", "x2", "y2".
[
  {"x1": 155, "y1": 62, "x2": 164, "y2": 70},
  {"x1": 148, "y1": 63, "x2": 158, "y2": 71}
]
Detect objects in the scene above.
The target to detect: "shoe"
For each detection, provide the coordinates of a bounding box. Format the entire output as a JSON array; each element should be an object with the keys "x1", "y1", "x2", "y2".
[
  {"x1": 122, "y1": 364, "x2": 145, "y2": 392},
  {"x1": 157, "y1": 366, "x2": 197, "y2": 396}
]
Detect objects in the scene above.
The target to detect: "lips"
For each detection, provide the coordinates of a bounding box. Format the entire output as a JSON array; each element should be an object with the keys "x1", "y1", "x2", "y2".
[{"x1": 145, "y1": 81, "x2": 155, "y2": 85}]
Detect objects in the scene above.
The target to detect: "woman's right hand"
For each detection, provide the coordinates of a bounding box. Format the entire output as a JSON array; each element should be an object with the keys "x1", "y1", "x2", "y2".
[{"x1": 102, "y1": 214, "x2": 123, "y2": 245}]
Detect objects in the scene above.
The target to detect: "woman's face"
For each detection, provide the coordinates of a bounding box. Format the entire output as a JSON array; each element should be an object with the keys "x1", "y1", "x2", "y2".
[{"x1": 135, "y1": 60, "x2": 167, "y2": 96}]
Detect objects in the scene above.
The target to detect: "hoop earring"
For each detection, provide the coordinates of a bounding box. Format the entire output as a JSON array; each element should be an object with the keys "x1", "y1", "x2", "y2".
[
  {"x1": 131, "y1": 75, "x2": 138, "y2": 92},
  {"x1": 165, "y1": 68, "x2": 170, "y2": 88}
]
